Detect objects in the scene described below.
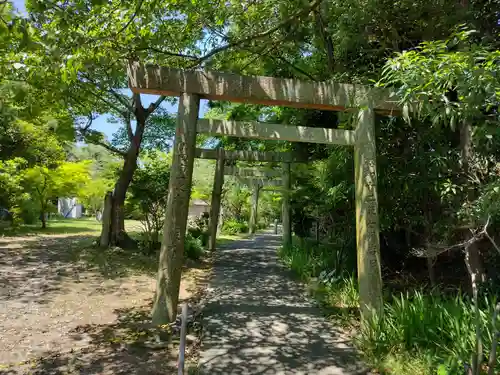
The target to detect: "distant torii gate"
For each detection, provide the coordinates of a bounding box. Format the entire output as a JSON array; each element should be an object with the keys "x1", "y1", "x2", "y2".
[
  {"x1": 128, "y1": 62, "x2": 398, "y2": 323},
  {"x1": 195, "y1": 148, "x2": 298, "y2": 248},
  {"x1": 224, "y1": 166, "x2": 283, "y2": 236}
]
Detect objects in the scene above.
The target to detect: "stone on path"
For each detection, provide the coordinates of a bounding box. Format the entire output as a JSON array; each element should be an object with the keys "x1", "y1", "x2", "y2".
[{"x1": 199, "y1": 232, "x2": 370, "y2": 375}]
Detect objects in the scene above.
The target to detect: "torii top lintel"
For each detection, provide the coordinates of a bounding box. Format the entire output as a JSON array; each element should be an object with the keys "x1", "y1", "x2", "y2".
[{"x1": 127, "y1": 62, "x2": 399, "y2": 115}]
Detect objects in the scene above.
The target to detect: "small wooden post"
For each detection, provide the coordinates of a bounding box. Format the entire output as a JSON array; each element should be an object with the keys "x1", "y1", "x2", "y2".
[
  {"x1": 274, "y1": 219, "x2": 278, "y2": 234},
  {"x1": 209, "y1": 148, "x2": 225, "y2": 251},
  {"x1": 249, "y1": 182, "x2": 260, "y2": 234},
  {"x1": 152, "y1": 93, "x2": 200, "y2": 326},
  {"x1": 354, "y1": 105, "x2": 383, "y2": 321},
  {"x1": 282, "y1": 162, "x2": 291, "y2": 247}
]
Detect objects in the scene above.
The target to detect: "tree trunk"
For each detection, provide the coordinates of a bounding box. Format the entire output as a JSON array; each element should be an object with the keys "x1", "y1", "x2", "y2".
[
  {"x1": 41, "y1": 209, "x2": 47, "y2": 229},
  {"x1": 100, "y1": 116, "x2": 147, "y2": 249},
  {"x1": 460, "y1": 121, "x2": 486, "y2": 286},
  {"x1": 109, "y1": 151, "x2": 138, "y2": 249}
]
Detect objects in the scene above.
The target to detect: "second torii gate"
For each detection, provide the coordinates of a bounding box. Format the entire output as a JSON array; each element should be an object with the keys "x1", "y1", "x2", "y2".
[
  {"x1": 224, "y1": 167, "x2": 282, "y2": 236},
  {"x1": 128, "y1": 62, "x2": 398, "y2": 323},
  {"x1": 195, "y1": 148, "x2": 299, "y2": 249}
]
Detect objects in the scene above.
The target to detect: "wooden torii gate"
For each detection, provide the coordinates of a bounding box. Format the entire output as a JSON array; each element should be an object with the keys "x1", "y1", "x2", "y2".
[
  {"x1": 224, "y1": 166, "x2": 283, "y2": 236},
  {"x1": 127, "y1": 62, "x2": 398, "y2": 323},
  {"x1": 195, "y1": 148, "x2": 296, "y2": 247}
]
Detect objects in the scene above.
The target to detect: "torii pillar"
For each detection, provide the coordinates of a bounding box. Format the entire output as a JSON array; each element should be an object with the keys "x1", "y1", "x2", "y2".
[
  {"x1": 208, "y1": 148, "x2": 225, "y2": 251},
  {"x1": 249, "y1": 182, "x2": 261, "y2": 234},
  {"x1": 354, "y1": 105, "x2": 383, "y2": 320},
  {"x1": 152, "y1": 93, "x2": 199, "y2": 325},
  {"x1": 282, "y1": 162, "x2": 292, "y2": 247}
]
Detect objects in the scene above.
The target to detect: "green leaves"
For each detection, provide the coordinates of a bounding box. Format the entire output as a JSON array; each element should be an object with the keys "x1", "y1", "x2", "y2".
[{"x1": 379, "y1": 28, "x2": 500, "y2": 128}]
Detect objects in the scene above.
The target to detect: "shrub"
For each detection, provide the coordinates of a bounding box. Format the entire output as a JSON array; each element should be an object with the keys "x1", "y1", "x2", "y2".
[
  {"x1": 222, "y1": 218, "x2": 248, "y2": 235},
  {"x1": 278, "y1": 240, "x2": 355, "y2": 280},
  {"x1": 184, "y1": 232, "x2": 204, "y2": 261},
  {"x1": 278, "y1": 241, "x2": 500, "y2": 375},
  {"x1": 358, "y1": 292, "x2": 500, "y2": 374},
  {"x1": 318, "y1": 272, "x2": 359, "y2": 310},
  {"x1": 187, "y1": 213, "x2": 210, "y2": 246},
  {"x1": 19, "y1": 200, "x2": 41, "y2": 225}
]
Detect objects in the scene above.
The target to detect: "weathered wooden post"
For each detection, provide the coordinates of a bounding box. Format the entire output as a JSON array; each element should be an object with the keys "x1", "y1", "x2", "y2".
[
  {"x1": 354, "y1": 104, "x2": 383, "y2": 321},
  {"x1": 274, "y1": 219, "x2": 278, "y2": 234},
  {"x1": 249, "y1": 182, "x2": 260, "y2": 234},
  {"x1": 152, "y1": 93, "x2": 200, "y2": 326},
  {"x1": 209, "y1": 148, "x2": 225, "y2": 251},
  {"x1": 282, "y1": 162, "x2": 291, "y2": 247}
]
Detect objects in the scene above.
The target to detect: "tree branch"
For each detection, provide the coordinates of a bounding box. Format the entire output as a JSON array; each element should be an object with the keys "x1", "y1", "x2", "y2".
[
  {"x1": 79, "y1": 73, "x2": 134, "y2": 114},
  {"x1": 133, "y1": 47, "x2": 199, "y2": 60},
  {"x1": 124, "y1": 113, "x2": 133, "y2": 141},
  {"x1": 82, "y1": 114, "x2": 94, "y2": 132},
  {"x1": 239, "y1": 26, "x2": 318, "y2": 81},
  {"x1": 91, "y1": 139, "x2": 127, "y2": 157},
  {"x1": 78, "y1": 84, "x2": 127, "y2": 116},
  {"x1": 147, "y1": 95, "x2": 166, "y2": 115},
  {"x1": 314, "y1": 7, "x2": 335, "y2": 74},
  {"x1": 271, "y1": 55, "x2": 318, "y2": 81},
  {"x1": 114, "y1": 0, "x2": 144, "y2": 36},
  {"x1": 191, "y1": 0, "x2": 321, "y2": 66},
  {"x1": 411, "y1": 216, "x2": 493, "y2": 258}
]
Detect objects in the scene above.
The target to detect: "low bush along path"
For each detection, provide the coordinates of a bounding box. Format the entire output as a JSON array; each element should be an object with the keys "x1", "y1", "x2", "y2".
[
  {"x1": 199, "y1": 230, "x2": 369, "y2": 375},
  {"x1": 0, "y1": 231, "x2": 207, "y2": 374}
]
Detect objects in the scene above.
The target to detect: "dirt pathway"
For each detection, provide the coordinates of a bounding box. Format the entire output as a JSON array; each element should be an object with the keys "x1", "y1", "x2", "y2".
[
  {"x1": 0, "y1": 234, "x2": 206, "y2": 374},
  {"x1": 199, "y1": 231, "x2": 369, "y2": 375}
]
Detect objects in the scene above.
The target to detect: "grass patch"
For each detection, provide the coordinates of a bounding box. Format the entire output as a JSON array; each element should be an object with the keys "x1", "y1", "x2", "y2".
[
  {"x1": 216, "y1": 233, "x2": 251, "y2": 247},
  {"x1": 278, "y1": 240, "x2": 500, "y2": 375},
  {"x1": 0, "y1": 218, "x2": 143, "y2": 237},
  {"x1": 0, "y1": 218, "x2": 102, "y2": 236}
]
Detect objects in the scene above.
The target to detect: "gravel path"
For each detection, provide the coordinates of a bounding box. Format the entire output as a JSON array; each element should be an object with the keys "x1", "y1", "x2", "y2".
[{"x1": 199, "y1": 231, "x2": 369, "y2": 375}]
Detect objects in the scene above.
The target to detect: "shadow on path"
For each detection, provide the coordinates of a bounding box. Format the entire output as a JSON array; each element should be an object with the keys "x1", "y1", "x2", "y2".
[{"x1": 200, "y1": 232, "x2": 369, "y2": 374}]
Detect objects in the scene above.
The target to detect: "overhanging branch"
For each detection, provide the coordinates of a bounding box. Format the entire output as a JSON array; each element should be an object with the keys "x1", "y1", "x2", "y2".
[
  {"x1": 147, "y1": 95, "x2": 166, "y2": 114},
  {"x1": 91, "y1": 140, "x2": 127, "y2": 157},
  {"x1": 190, "y1": 0, "x2": 321, "y2": 66},
  {"x1": 411, "y1": 216, "x2": 495, "y2": 258},
  {"x1": 133, "y1": 47, "x2": 199, "y2": 60},
  {"x1": 115, "y1": 0, "x2": 144, "y2": 36}
]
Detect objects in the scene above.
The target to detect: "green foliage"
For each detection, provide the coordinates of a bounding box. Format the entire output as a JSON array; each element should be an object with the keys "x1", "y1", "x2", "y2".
[
  {"x1": 191, "y1": 159, "x2": 215, "y2": 202},
  {"x1": 359, "y1": 292, "x2": 500, "y2": 374},
  {"x1": 187, "y1": 214, "x2": 210, "y2": 247},
  {"x1": 222, "y1": 180, "x2": 252, "y2": 223},
  {"x1": 221, "y1": 218, "x2": 248, "y2": 235},
  {"x1": 379, "y1": 27, "x2": 500, "y2": 128},
  {"x1": 21, "y1": 161, "x2": 91, "y2": 226},
  {"x1": 0, "y1": 157, "x2": 28, "y2": 213},
  {"x1": 184, "y1": 232, "x2": 204, "y2": 261},
  {"x1": 317, "y1": 273, "x2": 359, "y2": 311},
  {"x1": 278, "y1": 240, "x2": 356, "y2": 281},
  {"x1": 111, "y1": 109, "x2": 176, "y2": 153},
  {"x1": 0, "y1": 119, "x2": 67, "y2": 166},
  {"x1": 126, "y1": 150, "x2": 170, "y2": 247},
  {"x1": 80, "y1": 177, "x2": 115, "y2": 216}
]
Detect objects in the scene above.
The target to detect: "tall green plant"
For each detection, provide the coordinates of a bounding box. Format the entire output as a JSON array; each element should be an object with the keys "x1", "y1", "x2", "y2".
[{"x1": 21, "y1": 161, "x2": 90, "y2": 228}]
